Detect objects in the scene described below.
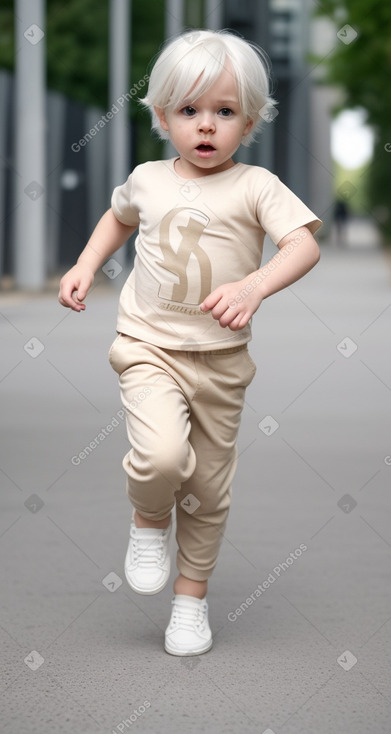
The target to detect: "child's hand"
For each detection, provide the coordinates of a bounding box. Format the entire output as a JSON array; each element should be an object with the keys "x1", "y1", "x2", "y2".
[
  {"x1": 200, "y1": 275, "x2": 264, "y2": 330},
  {"x1": 58, "y1": 263, "x2": 95, "y2": 312}
]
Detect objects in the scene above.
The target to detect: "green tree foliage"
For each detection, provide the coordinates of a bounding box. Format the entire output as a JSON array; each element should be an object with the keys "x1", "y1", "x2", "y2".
[
  {"x1": 0, "y1": 0, "x2": 164, "y2": 109},
  {"x1": 315, "y1": 0, "x2": 391, "y2": 240},
  {"x1": 0, "y1": 1, "x2": 13, "y2": 70}
]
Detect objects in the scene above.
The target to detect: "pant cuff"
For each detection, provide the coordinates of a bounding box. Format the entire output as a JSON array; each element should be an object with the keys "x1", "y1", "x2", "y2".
[{"x1": 176, "y1": 554, "x2": 216, "y2": 582}]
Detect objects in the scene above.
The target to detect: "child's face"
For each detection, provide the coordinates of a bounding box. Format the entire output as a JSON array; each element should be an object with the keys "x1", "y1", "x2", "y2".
[{"x1": 154, "y1": 62, "x2": 253, "y2": 178}]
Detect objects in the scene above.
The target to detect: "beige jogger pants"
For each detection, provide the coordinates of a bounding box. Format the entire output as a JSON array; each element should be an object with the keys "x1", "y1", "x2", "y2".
[{"x1": 108, "y1": 333, "x2": 256, "y2": 581}]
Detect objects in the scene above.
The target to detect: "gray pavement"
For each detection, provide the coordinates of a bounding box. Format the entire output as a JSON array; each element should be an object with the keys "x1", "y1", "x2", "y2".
[{"x1": 1, "y1": 219, "x2": 391, "y2": 733}]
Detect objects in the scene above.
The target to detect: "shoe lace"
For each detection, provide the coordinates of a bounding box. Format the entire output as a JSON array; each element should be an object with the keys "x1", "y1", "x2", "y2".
[
  {"x1": 171, "y1": 602, "x2": 205, "y2": 630},
  {"x1": 131, "y1": 534, "x2": 165, "y2": 566}
]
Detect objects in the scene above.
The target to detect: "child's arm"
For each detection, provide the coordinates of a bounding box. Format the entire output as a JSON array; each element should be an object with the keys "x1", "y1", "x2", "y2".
[
  {"x1": 200, "y1": 226, "x2": 320, "y2": 330},
  {"x1": 58, "y1": 209, "x2": 137, "y2": 312}
]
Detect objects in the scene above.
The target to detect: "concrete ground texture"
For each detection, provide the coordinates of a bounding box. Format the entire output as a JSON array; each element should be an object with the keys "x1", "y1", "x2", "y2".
[{"x1": 1, "y1": 219, "x2": 391, "y2": 733}]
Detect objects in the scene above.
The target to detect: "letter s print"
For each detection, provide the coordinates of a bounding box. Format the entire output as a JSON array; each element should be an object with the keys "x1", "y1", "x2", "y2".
[{"x1": 157, "y1": 208, "x2": 212, "y2": 305}]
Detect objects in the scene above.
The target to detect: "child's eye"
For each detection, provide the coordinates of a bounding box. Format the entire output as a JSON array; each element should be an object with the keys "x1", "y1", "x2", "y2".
[
  {"x1": 181, "y1": 106, "x2": 196, "y2": 116},
  {"x1": 219, "y1": 108, "x2": 233, "y2": 117}
]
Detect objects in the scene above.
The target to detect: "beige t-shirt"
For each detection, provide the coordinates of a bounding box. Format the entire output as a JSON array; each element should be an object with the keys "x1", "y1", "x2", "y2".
[{"x1": 111, "y1": 158, "x2": 322, "y2": 351}]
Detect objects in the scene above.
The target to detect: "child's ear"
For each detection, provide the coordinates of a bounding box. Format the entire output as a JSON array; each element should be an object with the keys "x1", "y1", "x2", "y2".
[
  {"x1": 243, "y1": 117, "x2": 254, "y2": 137},
  {"x1": 154, "y1": 106, "x2": 169, "y2": 131}
]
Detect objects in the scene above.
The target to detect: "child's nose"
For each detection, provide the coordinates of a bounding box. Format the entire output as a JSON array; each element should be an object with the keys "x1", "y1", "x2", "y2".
[{"x1": 198, "y1": 114, "x2": 215, "y2": 133}]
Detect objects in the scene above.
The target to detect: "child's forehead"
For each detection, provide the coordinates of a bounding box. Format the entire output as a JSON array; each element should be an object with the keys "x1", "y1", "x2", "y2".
[{"x1": 183, "y1": 62, "x2": 239, "y2": 104}]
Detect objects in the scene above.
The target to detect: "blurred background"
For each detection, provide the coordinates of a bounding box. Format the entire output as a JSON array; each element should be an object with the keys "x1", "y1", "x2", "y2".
[
  {"x1": 2, "y1": 5, "x2": 391, "y2": 732},
  {"x1": 1, "y1": 0, "x2": 390, "y2": 289}
]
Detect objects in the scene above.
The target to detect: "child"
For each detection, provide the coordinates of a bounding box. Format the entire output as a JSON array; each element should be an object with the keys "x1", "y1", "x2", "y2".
[{"x1": 58, "y1": 29, "x2": 322, "y2": 656}]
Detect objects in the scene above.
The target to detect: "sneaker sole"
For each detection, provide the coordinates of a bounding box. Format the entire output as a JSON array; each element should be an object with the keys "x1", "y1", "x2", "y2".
[
  {"x1": 124, "y1": 562, "x2": 170, "y2": 595},
  {"x1": 164, "y1": 639, "x2": 213, "y2": 656}
]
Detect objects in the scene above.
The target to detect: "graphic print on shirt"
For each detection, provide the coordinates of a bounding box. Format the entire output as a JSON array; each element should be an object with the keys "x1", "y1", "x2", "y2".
[{"x1": 157, "y1": 207, "x2": 212, "y2": 305}]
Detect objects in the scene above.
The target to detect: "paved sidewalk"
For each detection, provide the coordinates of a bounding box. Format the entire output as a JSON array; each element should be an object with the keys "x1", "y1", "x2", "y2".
[{"x1": 1, "y1": 225, "x2": 391, "y2": 733}]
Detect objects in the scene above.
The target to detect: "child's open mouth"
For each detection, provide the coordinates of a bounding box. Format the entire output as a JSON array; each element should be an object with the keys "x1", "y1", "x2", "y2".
[{"x1": 196, "y1": 144, "x2": 216, "y2": 157}]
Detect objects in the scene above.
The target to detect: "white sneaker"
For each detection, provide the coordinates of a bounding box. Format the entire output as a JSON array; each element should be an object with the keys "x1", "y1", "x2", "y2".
[
  {"x1": 124, "y1": 510, "x2": 172, "y2": 594},
  {"x1": 164, "y1": 594, "x2": 213, "y2": 656}
]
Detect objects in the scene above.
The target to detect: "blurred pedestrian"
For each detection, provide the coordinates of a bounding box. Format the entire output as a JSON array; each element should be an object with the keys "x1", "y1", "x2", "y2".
[{"x1": 334, "y1": 197, "x2": 349, "y2": 245}]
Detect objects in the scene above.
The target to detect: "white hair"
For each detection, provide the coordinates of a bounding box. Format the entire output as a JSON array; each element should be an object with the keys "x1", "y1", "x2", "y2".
[{"x1": 140, "y1": 29, "x2": 277, "y2": 146}]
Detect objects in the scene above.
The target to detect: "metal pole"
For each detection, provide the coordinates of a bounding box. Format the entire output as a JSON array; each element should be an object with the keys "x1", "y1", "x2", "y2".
[
  {"x1": 205, "y1": 0, "x2": 223, "y2": 30},
  {"x1": 165, "y1": 0, "x2": 184, "y2": 40},
  {"x1": 46, "y1": 90, "x2": 66, "y2": 275},
  {"x1": 0, "y1": 71, "x2": 11, "y2": 282},
  {"x1": 109, "y1": 0, "x2": 130, "y2": 269},
  {"x1": 14, "y1": 0, "x2": 46, "y2": 289},
  {"x1": 164, "y1": 0, "x2": 184, "y2": 159}
]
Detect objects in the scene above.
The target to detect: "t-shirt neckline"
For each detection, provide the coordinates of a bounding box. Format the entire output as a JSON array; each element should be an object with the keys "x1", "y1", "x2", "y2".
[{"x1": 167, "y1": 157, "x2": 243, "y2": 182}]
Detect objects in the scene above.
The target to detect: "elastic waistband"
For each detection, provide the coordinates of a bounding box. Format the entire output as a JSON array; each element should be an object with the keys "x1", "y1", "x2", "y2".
[
  {"x1": 198, "y1": 344, "x2": 247, "y2": 356},
  {"x1": 117, "y1": 332, "x2": 248, "y2": 357}
]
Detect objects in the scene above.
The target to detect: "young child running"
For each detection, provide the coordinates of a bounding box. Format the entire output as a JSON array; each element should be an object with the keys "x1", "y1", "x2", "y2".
[{"x1": 58, "y1": 29, "x2": 322, "y2": 656}]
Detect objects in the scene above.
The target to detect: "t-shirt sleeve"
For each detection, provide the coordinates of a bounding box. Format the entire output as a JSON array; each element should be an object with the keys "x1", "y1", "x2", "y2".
[
  {"x1": 111, "y1": 172, "x2": 140, "y2": 227},
  {"x1": 256, "y1": 174, "x2": 322, "y2": 245}
]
